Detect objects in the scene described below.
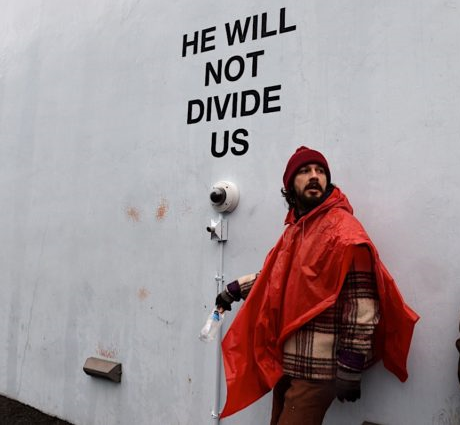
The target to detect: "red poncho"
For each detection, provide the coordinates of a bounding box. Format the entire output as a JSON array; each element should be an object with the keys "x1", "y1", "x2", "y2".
[{"x1": 220, "y1": 187, "x2": 419, "y2": 418}]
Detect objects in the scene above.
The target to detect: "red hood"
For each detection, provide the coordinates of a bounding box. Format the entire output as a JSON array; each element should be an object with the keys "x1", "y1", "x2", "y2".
[{"x1": 283, "y1": 186, "x2": 354, "y2": 225}]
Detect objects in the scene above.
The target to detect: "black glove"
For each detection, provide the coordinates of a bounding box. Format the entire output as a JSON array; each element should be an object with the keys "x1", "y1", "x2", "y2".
[
  {"x1": 336, "y1": 378, "x2": 361, "y2": 403},
  {"x1": 215, "y1": 288, "x2": 234, "y2": 311}
]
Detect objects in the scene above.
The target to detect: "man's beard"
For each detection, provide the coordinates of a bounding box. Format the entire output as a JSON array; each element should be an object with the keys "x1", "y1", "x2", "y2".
[
  {"x1": 295, "y1": 182, "x2": 325, "y2": 212},
  {"x1": 296, "y1": 193, "x2": 323, "y2": 211}
]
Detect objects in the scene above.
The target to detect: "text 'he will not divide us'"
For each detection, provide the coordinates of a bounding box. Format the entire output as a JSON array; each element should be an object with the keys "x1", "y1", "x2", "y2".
[{"x1": 182, "y1": 8, "x2": 296, "y2": 157}]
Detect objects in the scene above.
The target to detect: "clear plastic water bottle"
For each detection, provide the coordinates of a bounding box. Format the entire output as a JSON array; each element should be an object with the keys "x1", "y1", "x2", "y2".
[{"x1": 199, "y1": 307, "x2": 225, "y2": 342}]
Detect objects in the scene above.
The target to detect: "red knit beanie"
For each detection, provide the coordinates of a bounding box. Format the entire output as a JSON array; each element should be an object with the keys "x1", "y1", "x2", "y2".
[{"x1": 283, "y1": 146, "x2": 331, "y2": 189}]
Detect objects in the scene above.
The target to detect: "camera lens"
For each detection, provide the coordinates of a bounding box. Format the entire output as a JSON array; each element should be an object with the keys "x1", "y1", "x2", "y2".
[{"x1": 210, "y1": 188, "x2": 226, "y2": 205}]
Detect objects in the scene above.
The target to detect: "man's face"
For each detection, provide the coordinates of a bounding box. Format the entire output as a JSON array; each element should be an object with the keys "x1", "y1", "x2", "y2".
[{"x1": 293, "y1": 163, "x2": 328, "y2": 211}]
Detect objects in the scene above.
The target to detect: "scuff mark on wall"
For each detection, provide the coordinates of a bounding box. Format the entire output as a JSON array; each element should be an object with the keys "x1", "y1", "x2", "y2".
[
  {"x1": 96, "y1": 344, "x2": 119, "y2": 359},
  {"x1": 126, "y1": 206, "x2": 141, "y2": 222},
  {"x1": 18, "y1": 219, "x2": 50, "y2": 395},
  {"x1": 157, "y1": 316, "x2": 174, "y2": 325},
  {"x1": 155, "y1": 198, "x2": 169, "y2": 221},
  {"x1": 432, "y1": 394, "x2": 460, "y2": 425},
  {"x1": 179, "y1": 200, "x2": 192, "y2": 215},
  {"x1": 137, "y1": 287, "x2": 150, "y2": 301}
]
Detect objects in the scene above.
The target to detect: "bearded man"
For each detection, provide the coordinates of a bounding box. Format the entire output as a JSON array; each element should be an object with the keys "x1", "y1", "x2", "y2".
[{"x1": 215, "y1": 147, "x2": 419, "y2": 425}]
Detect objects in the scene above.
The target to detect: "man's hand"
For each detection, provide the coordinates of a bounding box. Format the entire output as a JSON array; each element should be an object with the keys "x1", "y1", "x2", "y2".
[
  {"x1": 336, "y1": 378, "x2": 361, "y2": 402},
  {"x1": 215, "y1": 288, "x2": 234, "y2": 311}
]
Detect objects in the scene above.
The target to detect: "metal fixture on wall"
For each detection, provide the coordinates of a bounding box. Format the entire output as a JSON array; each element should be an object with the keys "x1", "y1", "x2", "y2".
[
  {"x1": 207, "y1": 181, "x2": 239, "y2": 423},
  {"x1": 83, "y1": 357, "x2": 122, "y2": 383}
]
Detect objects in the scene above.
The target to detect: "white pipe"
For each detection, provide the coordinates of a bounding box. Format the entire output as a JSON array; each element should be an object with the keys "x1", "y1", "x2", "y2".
[{"x1": 212, "y1": 214, "x2": 226, "y2": 423}]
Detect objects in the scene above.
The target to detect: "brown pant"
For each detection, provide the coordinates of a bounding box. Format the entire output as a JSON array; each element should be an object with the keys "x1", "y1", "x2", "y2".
[{"x1": 270, "y1": 376, "x2": 336, "y2": 425}]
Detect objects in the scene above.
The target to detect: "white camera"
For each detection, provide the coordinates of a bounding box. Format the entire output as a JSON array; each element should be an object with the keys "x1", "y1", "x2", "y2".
[{"x1": 209, "y1": 181, "x2": 239, "y2": 213}]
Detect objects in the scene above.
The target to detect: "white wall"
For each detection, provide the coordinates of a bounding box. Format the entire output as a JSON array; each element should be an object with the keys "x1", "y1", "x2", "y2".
[{"x1": 1, "y1": 1, "x2": 459, "y2": 424}]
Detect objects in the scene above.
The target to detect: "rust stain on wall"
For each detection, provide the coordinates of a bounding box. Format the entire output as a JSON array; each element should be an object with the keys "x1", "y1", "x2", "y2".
[
  {"x1": 96, "y1": 344, "x2": 119, "y2": 359},
  {"x1": 137, "y1": 287, "x2": 150, "y2": 301},
  {"x1": 126, "y1": 206, "x2": 141, "y2": 222},
  {"x1": 155, "y1": 198, "x2": 169, "y2": 221}
]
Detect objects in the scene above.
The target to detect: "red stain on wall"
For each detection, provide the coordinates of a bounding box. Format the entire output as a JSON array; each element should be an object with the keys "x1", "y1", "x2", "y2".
[
  {"x1": 155, "y1": 198, "x2": 169, "y2": 221},
  {"x1": 126, "y1": 207, "x2": 141, "y2": 222},
  {"x1": 96, "y1": 344, "x2": 119, "y2": 359},
  {"x1": 137, "y1": 287, "x2": 150, "y2": 301}
]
